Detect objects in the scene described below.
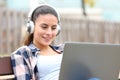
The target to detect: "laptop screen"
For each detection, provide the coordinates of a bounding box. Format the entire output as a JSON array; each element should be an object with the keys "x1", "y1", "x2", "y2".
[{"x1": 59, "y1": 42, "x2": 120, "y2": 80}]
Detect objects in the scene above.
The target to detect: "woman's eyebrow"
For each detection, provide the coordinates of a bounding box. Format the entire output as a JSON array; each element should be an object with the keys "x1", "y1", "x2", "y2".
[{"x1": 40, "y1": 23, "x2": 48, "y2": 26}]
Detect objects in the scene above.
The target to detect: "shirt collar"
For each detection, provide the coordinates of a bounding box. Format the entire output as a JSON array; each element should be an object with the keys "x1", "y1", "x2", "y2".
[
  {"x1": 27, "y1": 42, "x2": 63, "y2": 54},
  {"x1": 28, "y1": 42, "x2": 40, "y2": 53}
]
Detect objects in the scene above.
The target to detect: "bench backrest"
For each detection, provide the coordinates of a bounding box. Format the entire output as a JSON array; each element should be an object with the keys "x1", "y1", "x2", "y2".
[{"x1": 0, "y1": 56, "x2": 13, "y2": 75}]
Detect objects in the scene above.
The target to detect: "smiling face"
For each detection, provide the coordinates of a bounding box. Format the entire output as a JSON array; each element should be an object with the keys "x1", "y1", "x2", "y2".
[{"x1": 33, "y1": 14, "x2": 58, "y2": 48}]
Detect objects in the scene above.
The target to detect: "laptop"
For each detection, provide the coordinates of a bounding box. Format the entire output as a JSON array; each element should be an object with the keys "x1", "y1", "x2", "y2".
[{"x1": 59, "y1": 42, "x2": 120, "y2": 80}]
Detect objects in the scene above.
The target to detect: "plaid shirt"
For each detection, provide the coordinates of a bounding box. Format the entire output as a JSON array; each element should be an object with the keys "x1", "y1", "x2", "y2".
[{"x1": 11, "y1": 43, "x2": 64, "y2": 80}]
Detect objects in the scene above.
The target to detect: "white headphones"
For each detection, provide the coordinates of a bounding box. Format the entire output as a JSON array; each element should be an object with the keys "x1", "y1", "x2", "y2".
[{"x1": 26, "y1": 4, "x2": 61, "y2": 36}]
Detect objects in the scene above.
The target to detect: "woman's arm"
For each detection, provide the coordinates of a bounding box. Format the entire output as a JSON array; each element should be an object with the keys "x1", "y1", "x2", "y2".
[{"x1": 11, "y1": 48, "x2": 31, "y2": 80}]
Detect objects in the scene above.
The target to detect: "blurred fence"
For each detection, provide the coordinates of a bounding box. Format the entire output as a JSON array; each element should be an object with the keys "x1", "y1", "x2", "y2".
[
  {"x1": 0, "y1": 8, "x2": 26, "y2": 55},
  {"x1": 54, "y1": 17, "x2": 120, "y2": 44},
  {"x1": 0, "y1": 9, "x2": 120, "y2": 55}
]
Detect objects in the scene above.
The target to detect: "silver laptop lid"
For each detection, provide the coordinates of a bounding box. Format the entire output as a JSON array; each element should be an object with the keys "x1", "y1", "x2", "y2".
[{"x1": 59, "y1": 42, "x2": 120, "y2": 80}]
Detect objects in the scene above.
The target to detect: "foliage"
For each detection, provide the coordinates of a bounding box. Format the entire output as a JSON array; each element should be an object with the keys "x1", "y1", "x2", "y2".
[{"x1": 84, "y1": 0, "x2": 95, "y2": 7}]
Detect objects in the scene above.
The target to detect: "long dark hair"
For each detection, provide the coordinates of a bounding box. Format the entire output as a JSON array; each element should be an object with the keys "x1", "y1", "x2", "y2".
[{"x1": 24, "y1": 5, "x2": 59, "y2": 45}]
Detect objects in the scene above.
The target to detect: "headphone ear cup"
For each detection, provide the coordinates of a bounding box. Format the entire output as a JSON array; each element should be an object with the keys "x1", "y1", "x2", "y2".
[
  {"x1": 26, "y1": 21, "x2": 34, "y2": 34},
  {"x1": 56, "y1": 24, "x2": 61, "y2": 36}
]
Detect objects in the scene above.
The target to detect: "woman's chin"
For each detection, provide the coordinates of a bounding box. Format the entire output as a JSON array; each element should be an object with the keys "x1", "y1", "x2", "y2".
[{"x1": 42, "y1": 41, "x2": 52, "y2": 46}]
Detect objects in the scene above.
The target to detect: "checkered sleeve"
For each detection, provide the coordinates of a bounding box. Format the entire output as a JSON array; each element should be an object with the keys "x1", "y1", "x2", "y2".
[
  {"x1": 11, "y1": 46, "x2": 31, "y2": 80},
  {"x1": 53, "y1": 44, "x2": 65, "y2": 53}
]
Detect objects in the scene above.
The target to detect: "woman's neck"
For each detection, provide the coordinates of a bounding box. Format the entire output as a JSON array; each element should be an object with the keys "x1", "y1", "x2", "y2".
[{"x1": 33, "y1": 41, "x2": 58, "y2": 56}]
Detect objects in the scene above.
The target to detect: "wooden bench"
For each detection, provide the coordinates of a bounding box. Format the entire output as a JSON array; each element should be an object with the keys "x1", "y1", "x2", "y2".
[
  {"x1": 0, "y1": 56, "x2": 119, "y2": 80},
  {"x1": 0, "y1": 56, "x2": 15, "y2": 80}
]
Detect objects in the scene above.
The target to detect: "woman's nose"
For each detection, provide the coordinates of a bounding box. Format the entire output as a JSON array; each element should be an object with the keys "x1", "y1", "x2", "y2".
[{"x1": 46, "y1": 28, "x2": 52, "y2": 35}]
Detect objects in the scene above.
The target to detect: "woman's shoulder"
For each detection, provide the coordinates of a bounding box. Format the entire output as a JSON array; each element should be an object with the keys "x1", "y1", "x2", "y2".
[
  {"x1": 52, "y1": 43, "x2": 65, "y2": 53},
  {"x1": 11, "y1": 46, "x2": 30, "y2": 55}
]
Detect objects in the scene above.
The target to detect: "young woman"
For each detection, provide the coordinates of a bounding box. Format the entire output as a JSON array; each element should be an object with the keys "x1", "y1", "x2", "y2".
[{"x1": 11, "y1": 4, "x2": 64, "y2": 80}]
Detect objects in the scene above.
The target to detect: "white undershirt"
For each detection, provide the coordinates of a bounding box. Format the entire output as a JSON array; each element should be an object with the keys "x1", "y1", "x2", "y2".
[{"x1": 37, "y1": 54, "x2": 63, "y2": 80}]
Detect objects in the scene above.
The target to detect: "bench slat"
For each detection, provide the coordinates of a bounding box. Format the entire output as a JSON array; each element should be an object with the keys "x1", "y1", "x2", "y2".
[
  {"x1": 0, "y1": 56, "x2": 13, "y2": 75},
  {"x1": 0, "y1": 75, "x2": 15, "y2": 80}
]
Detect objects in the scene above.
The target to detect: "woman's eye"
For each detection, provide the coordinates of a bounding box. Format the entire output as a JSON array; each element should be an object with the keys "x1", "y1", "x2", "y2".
[
  {"x1": 41, "y1": 24, "x2": 47, "y2": 29},
  {"x1": 52, "y1": 27, "x2": 57, "y2": 30},
  {"x1": 52, "y1": 25, "x2": 57, "y2": 30},
  {"x1": 42, "y1": 26, "x2": 47, "y2": 29}
]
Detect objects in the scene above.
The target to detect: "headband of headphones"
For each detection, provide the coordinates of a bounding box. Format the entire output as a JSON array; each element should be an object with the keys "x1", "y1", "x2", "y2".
[{"x1": 28, "y1": 4, "x2": 60, "y2": 23}]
